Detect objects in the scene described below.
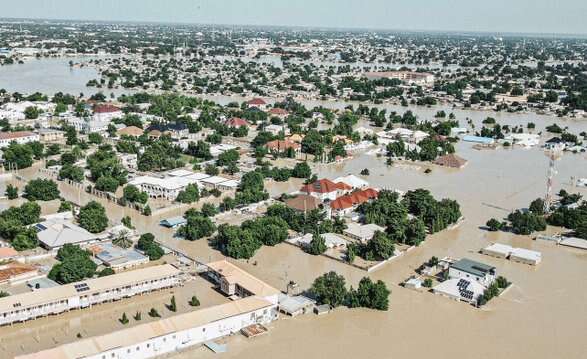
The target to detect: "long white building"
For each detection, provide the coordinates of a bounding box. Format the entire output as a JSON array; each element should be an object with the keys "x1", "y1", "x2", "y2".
[
  {"x1": 17, "y1": 260, "x2": 280, "y2": 359},
  {"x1": 0, "y1": 264, "x2": 181, "y2": 326}
]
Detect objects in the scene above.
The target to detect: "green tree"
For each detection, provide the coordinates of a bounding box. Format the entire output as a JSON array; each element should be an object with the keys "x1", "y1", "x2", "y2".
[
  {"x1": 292, "y1": 161, "x2": 312, "y2": 178},
  {"x1": 3, "y1": 143, "x2": 34, "y2": 169},
  {"x1": 122, "y1": 184, "x2": 148, "y2": 204},
  {"x1": 215, "y1": 224, "x2": 262, "y2": 259},
  {"x1": 98, "y1": 267, "x2": 115, "y2": 277},
  {"x1": 178, "y1": 212, "x2": 216, "y2": 240},
  {"x1": 306, "y1": 232, "x2": 327, "y2": 255},
  {"x1": 168, "y1": 295, "x2": 177, "y2": 312},
  {"x1": 189, "y1": 295, "x2": 200, "y2": 307},
  {"x1": 176, "y1": 183, "x2": 200, "y2": 204},
  {"x1": 529, "y1": 198, "x2": 545, "y2": 215},
  {"x1": 48, "y1": 244, "x2": 97, "y2": 284},
  {"x1": 58, "y1": 164, "x2": 84, "y2": 183},
  {"x1": 23, "y1": 179, "x2": 60, "y2": 201},
  {"x1": 5, "y1": 184, "x2": 18, "y2": 199},
  {"x1": 136, "y1": 233, "x2": 164, "y2": 260},
  {"x1": 310, "y1": 271, "x2": 347, "y2": 307},
  {"x1": 78, "y1": 201, "x2": 108, "y2": 233}
]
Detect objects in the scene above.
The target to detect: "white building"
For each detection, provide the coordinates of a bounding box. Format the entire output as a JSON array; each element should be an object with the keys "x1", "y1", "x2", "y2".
[
  {"x1": 0, "y1": 131, "x2": 40, "y2": 148},
  {"x1": 481, "y1": 243, "x2": 513, "y2": 259},
  {"x1": 377, "y1": 128, "x2": 429, "y2": 144},
  {"x1": 334, "y1": 174, "x2": 369, "y2": 190},
  {"x1": 481, "y1": 243, "x2": 541, "y2": 265},
  {"x1": 119, "y1": 153, "x2": 138, "y2": 170},
  {"x1": 65, "y1": 117, "x2": 111, "y2": 134},
  {"x1": 129, "y1": 176, "x2": 198, "y2": 201},
  {"x1": 509, "y1": 248, "x2": 542, "y2": 265},
  {"x1": 17, "y1": 296, "x2": 275, "y2": 359},
  {"x1": 34, "y1": 214, "x2": 99, "y2": 250},
  {"x1": 505, "y1": 133, "x2": 540, "y2": 148},
  {"x1": 343, "y1": 223, "x2": 386, "y2": 243},
  {"x1": 92, "y1": 104, "x2": 123, "y2": 122},
  {"x1": 448, "y1": 258, "x2": 496, "y2": 287},
  {"x1": 433, "y1": 278, "x2": 486, "y2": 305},
  {"x1": 0, "y1": 264, "x2": 181, "y2": 326}
]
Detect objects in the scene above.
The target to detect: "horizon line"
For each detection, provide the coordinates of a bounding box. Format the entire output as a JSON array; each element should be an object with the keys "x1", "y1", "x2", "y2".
[{"x1": 1, "y1": 17, "x2": 586, "y2": 39}]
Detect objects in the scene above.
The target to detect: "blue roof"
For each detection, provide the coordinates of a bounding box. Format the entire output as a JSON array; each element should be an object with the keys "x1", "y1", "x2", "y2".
[{"x1": 462, "y1": 135, "x2": 494, "y2": 144}]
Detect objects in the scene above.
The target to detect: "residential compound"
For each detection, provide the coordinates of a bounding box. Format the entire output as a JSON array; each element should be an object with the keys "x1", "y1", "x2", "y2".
[
  {"x1": 17, "y1": 261, "x2": 279, "y2": 359},
  {"x1": 364, "y1": 71, "x2": 435, "y2": 86},
  {"x1": 433, "y1": 258, "x2": 497, "y2": 304},
  {"x1": 0, "y1": 264, "x2": 181, "y2": 326},
  {"x1": 129, "y1": 169, "x2": 238, "y2": 201}
]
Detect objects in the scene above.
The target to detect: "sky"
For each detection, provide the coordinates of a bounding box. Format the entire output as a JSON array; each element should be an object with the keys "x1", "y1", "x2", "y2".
[{"x1": 2, "y1": 0, "x2": 586, "y2": 35}]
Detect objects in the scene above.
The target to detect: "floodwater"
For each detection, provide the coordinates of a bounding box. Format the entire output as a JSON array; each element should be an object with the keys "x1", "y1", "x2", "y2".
[
  {"x1": 0, "y1": 56, "x2": 129, "y2": 97},
  {"x1": 0, "y1": 59, "x2": 586, "y2": 358}
]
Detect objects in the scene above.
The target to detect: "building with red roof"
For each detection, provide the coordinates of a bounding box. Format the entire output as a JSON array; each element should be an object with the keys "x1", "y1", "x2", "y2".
[
  {"x1": 92, "y1": 103, "x2": 123, "y2": 123},
  {"x1": 268, "y1": 107, "x2": 288, "y2": 118},
  {"x1": 247, "y1": 98, "x2": 268, "y2": 110},
  {"x1": 0, "y1": 131, "x2": 40, "y2": 148},
  {"x1": 225, "y1": 117, "x2": 250, "y2": 128},
  {"x1": 329, "y1": 188, "x2": 379, "y2": 217},
  {"x1": 264, "y1": 139, "x2": 301, "y2": 154},
  {"x1": 93, "y1": 104, "x2": 121, "y2": 114},
  {"x1": 300, "y1": 178, "x2": 352, "y2": 201}
]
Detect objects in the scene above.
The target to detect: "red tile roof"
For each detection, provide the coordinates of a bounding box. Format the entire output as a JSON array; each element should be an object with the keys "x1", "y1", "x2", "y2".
[
  {"x1": 330, "y1": 188, "x2": 379, "y2": 210},
  {"x1": 225, "y1": 117, "x2": 249, "y2": 128},
  {"x1": 248, "y1": 98, "x2": 267, "y2": 106},
  {"x1": 93, "y1": 104, "x2": 121, "y2": 114},
  {"x1": 269, "y1": 108, "x2": 288, "y2": 116},
  {"x1": 284, "y1": 194, "x2": 321, "y2": 212},
  {"x1": 300, "y1": 179, "x2": 351, "y2": 194},
  {"x1": 265, "y1": 139, "x2": 300, "y2": 152},
  {"x1": 0, "y1": 131, "x2": 36, "y2": 140}
]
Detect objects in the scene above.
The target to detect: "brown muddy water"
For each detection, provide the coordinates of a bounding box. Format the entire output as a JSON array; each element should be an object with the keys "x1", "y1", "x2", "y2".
[{"x1": 1, "y1": 107, "x2": 587, "y2": 358}]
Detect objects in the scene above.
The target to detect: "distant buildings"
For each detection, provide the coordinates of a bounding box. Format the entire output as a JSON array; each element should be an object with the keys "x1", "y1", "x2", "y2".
[
  {"x1": 265, "y1": 139, "x2": 301, "y2": 154},
  {"x1": 0, "y1": 131, "x2": 40, "y2": 148},
  {"x1": 433, "y1": 154, "x2": 468, "y2": 169},
  {"x1": 37, "y1": 128, "x2": 65, "y2": 143},
  {"x1": 117, "y1": 125, "x2": 144, "y2": 137},
  {"x1": 377, "y1": 128, "x2": 429, "y2": 144},
  {"x1": 92, "y1": 104, "x2": 122, "y2": 122},
  {"x1": 247, "y1": 98, "x2": 268, "y2": 110},
  {"x1": 225, "y1": 117, "x2": 250, "y2": 128},
  {"x1": 364, "y1": 71, "x2": 435, "y2": 86}
]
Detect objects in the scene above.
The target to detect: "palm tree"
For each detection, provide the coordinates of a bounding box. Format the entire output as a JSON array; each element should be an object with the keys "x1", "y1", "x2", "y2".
[{"x1": 113, "y1": 230, "x2": 132, "y2": 249}]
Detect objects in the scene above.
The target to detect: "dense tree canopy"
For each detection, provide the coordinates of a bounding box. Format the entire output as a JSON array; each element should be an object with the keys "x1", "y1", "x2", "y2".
[{"x1": 78, "y1": 201, "x2": 108, "y2": 233}]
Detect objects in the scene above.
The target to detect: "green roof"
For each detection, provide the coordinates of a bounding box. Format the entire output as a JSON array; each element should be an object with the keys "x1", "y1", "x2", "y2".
[{"x1": 451, "y1": 258, "x2": 495, "y2": 277}]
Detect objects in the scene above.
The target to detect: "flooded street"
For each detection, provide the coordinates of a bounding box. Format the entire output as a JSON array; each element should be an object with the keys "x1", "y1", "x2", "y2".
[{"x1": 0, "y1": 58, "x2": 586, "y2": 358}]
